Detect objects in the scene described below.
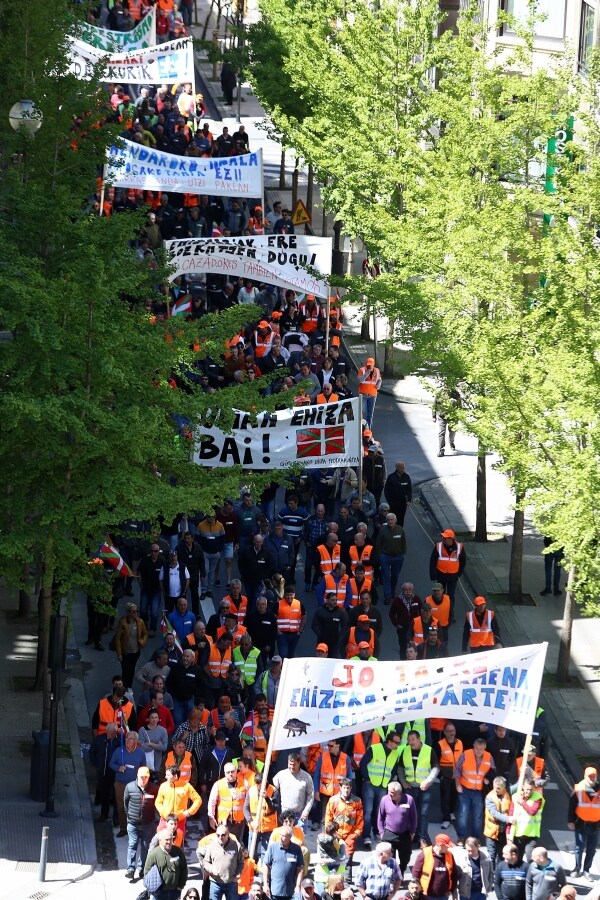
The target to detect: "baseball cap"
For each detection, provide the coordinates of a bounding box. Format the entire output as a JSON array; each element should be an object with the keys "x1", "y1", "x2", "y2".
[
  {"x1": 215, "y1": 729, "x2": 227, "y2": 740},
  {"x1": 358, "y1": 614, "x2": 370, "y2": 623},
  {"x1": 270, "y1": 655, "x2": 282, "y2": 664},
  {"x1": 138, "y1": 766, "x2": 151, "y2": 776},
  {"x1": 316, "y1": 643, "x2": 329, "y2": 652},
  {"x1": 434, "y1": 833, "x2": 453, "y2": 847},
  {"x1": 302, "y1": 879, "x2": 315, "y2": 888},
  {"x1": 366, "y1": 357, "x2": 375, "y2": 365},
  {"x1": 440, "y1": 529, "x2": 455, "y2": 538},
  {"x1": 431, "y1": 582, "x2": 443, "y2": 591},
  {"x1": 258, "y1": 320, "x2": 270, "y2": 329},
  {"x1": 474, "y1": 596, "x2": 486, "y2": 606},
  {"x1": 357, "y1": 641, "x2": 370, "y2": 649},
  {"x1": 585, "y1": 766, "x2": 598, "y2": 777}
]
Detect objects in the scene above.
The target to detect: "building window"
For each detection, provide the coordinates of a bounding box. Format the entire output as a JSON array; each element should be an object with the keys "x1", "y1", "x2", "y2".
[
  {"x1": 578, "y1": 2, "x2": 595, "y2": 74},
  {"x1": 501, "y1": 0, "x2": 566, "y2": 40}
]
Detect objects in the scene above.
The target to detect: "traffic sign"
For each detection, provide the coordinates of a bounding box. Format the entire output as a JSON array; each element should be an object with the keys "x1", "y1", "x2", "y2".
[{"x1": 291, "y1": 199, "x2": 311, "y2": 226}]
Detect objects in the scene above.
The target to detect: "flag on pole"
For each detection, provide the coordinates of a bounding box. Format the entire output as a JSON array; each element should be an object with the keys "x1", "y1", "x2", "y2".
[
  {"x1": 161, "y1": 612, "x2": 184, "y2": 654},
  {"x1": 171, "y1": 293, "x2": 192, "y2": 317},
  {"x1": 98, "y1": 542, "x2": 134, "y2": 577}
]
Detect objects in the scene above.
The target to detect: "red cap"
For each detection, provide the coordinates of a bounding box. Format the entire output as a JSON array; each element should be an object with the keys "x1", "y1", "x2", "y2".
[
  {"x1": 434, "y1": 833, "x2": 453, "y2": 847},
  {"x1": 474, "y1": 596, "x2": 486, "y2": 606},
  {"x1": 316, "y1": 643, "x2": 329, "y2": 653},
  {"x1": 440, "y1": 529, "x2": 455, "y2": 538},
  {"x1": 358, "y1": 614, "x2": 370, "y2": 623},
  {"x1": 357, "y1": 641, "x2": 370, "y2": 649}
]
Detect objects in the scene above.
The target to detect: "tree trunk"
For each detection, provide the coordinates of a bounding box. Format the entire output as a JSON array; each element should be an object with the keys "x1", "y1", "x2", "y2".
[
  {"x1": 508, "y1": 493, "x2": 524, "y2": 603},
  {"x1": 279, "y1": 149, "x2": 286, "y2": 191},
  {"x1": 474, "y1": 445, "x2": 487, "y2": 542},
  {"x1": 556, "y1": 565, "x2": 576, "y2": 683},
  {"x1": 291, "y1": 158, "x2": 299, "y2": 210},
  {"x1": 382, "y1": 318, "x2": 395, "y2": 376},
  {"x1": 306, "y1": 163, "x2": 314, "y2": 221}
]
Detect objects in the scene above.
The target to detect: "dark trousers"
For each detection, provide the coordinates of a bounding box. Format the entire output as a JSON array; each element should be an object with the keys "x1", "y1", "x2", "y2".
[
  {"x1": 544, "y1": 549, "x2": 564, "y2": 591},
  {"x1": 439, "y1": 775, "x2": 458, "y2": 821},
  {"x1": 389, "y1": 499, "x2": 408, "y2": 527},
  {"x1": 95, "y1": 770, "x2": 117, "y2": 821},
  {"x1": 121, "y1": 651, "x2": 140, "y2": 690},
  {"x1": 486, "y1": 834, "x2": 506, "y2": 870},
  {"x1": 382, "y1": 830, "x2": 412, "y2": 873}
]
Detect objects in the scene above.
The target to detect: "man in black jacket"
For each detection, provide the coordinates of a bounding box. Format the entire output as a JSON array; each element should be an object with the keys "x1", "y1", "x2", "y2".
[
  {"x1": 176, "y1": 531, "x2": 206, "y2": 617},
  {"x1": 168, "y1": 649, "x2": 203, "y2": 726},
  {"x1": 311, "y1": 591, "x2": 348, "y2": 657},
  {"x1": 384, "y1": 461, "x2": 412, "y2": 526},
  {"x1": 89, "y1": 722, "x2": 119, "y2": 824},
  {"x1": 198, "y1": 729, "x2": 236, "y2": 800},
  {"x1": 245, "y1": 595, "x2": 278, "y2": 664},
  {"x1": 238, "y1": 534, "x2": 276, "y2": 601},
  {"x1": 124, "y1": 766, "x2": 158, "y2": 879}
]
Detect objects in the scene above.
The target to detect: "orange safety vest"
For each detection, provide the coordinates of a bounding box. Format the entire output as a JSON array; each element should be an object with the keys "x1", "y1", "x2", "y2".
[
  {"x1": 516, "y1": 756, "x2": 545, "y2": 780},
  {"x1": 316, "y1": 392, "x2": 339, "y2": 404},
  {"x1": 412, "y1": 615, "x2": 439, "y2": 646},
  {"x1": 242, "y1": 724, "x2": 269, "y2": 762},
  {"x1": 426, "y1": 593, "x2": 451, "y2": 627},
  {"x1": 437, "y1": 738, "x2": 463, "y2": 770},
  {"x1": 574, "y1": 780, "x2": 600, "y2": 822},
  {"x1": 277, "y1": 598, "x2": 302, "y2": 633},
  {"x1": 248, "y1": 783, "x2": 278, "y2": 832},
  {"x1": 317, "y1": 544, "x2": 341, "y2": 575},
  {"x1": 459, "y1": 749, "x2": 493, "y2": 790},
  {"x1": 352, "y1": 731, "x2": 381, "y2": 768},
  {"x1": 186, "y1": 633, "x2": 213, "y2": 666},
  {"x1": 484, "y1": 788, "x2": 511, "y2": 839},
  {"x1": 183, "y1": 193, "x2": 199, "y2": 208},
  {"x1": 216, "y1": 624, "x2": 248, "y2": 647},
  {"x1": 248, "y1": 218, "x2": 264, "y2": 234},
  {"x1": 128, "y1": 0, "x2": 144, "y2": 20},
  {"x1": 306, "y1": 744, "x2": 323, "y2": 774},
  {"x1": 207, "y1": 644, "x2": 233, "y2": 678},
  {"x1": 299, "y1": 301, "x2": 320, "y2": 333},
  {"x1": 357, "y1": 366, "x2": 381, "y2": 397},
  {"x1": 319, "y1": 751, "x2": 350, "y2": 796},
  {"x1": 346, "y1": 627, "x2": 375, "y2": 659},
  {"x1": 348, "y1": 544, "x2": 374, "y2": 577},
  {"x1": 349, "y1": 576, "x2": 373, "y2": 606},
  {"x1": 224, "y1": 594, "x2": 248, "y2": 625},
  {"x1": 98, "y1": 697, "x2": 134, "y2": 734},
  {"x1": 217, "y1": 777, "x2": 246, "y2": 823},
  {"x1": 419, "y1": 847, "x2": 455, "y2": 894},
  {"x1": 323, "y1": 574, "x2": 349, "y2": 608},
  {"x1": 435, "y1": 541, "x2": 462, "y2": 575},
  {"x1": 165, "y1": 750, "x2": 193, "y2": 784},
  {"x1": 467, "y1": 610, "x2": 495, "y2": 647},
  {"x1": 254, "y1": 330, "x2": 273, "y2": 358}
]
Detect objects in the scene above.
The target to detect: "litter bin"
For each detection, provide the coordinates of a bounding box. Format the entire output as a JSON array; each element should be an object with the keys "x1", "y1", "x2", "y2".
[{"x1": 30, "y1": 729, "x2": 49, "y2": 801}]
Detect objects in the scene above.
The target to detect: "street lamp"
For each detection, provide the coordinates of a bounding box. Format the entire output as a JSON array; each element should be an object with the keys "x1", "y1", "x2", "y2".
[{"x1": 9, "y1": 99, "x2": 42, "y2": 135}]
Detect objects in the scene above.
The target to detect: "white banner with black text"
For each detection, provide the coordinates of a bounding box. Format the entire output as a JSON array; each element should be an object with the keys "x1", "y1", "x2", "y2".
[{"x1": 68, "y1": 36, "x2": 194, "y2": 84}]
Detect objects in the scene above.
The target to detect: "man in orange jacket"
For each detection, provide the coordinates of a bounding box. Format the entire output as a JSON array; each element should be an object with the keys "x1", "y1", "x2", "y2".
[{"x1": 155, "y1": 764, "x2": 202, "y2": 838}]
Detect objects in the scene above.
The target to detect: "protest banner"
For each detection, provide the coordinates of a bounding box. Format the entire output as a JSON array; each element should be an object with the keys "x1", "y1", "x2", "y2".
[
  {"x1": 165, "y1": 235, "x2": 333, "y2": 299},
  {"x1": 77, "y1": 8, "x2": 156, "y2": 50},
  {"x1": 68, "y1": 36, "x2": 194, "y2": 84},
  {"x1": 270, "y1": 643, "x2": 548, "y2": 749},
  {"x1": 193, "y1": 398, "x2": 360, "y2": 470},
  {"x1": 106, "y1": 140, "x2": 264, "y2": 198}
]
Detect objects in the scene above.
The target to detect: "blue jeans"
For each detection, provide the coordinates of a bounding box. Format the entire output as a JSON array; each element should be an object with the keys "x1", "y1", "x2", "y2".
[
  {"x1": 575, "y1": 821, "x2": 599, "y2": 871},
  {"x1": 361, "y1": 394, "x2": 377, "y2": 428},
  {"x1": 140, "y1": 589, "x2": 162, "y2": 632},
  {"x1": 456, "y1": 788, "x2": 484, "y2": 841},
  {"x1": 379, "y1": 553, "x2": 405, "y2": 601},
  {"x1": 172, "y1": 696, "x2": 194, "y2": 726},
  {"x1": 127, "y1": 821, "x2": 154, "y2": 871},
  {"x1": 277, "y1": 631, "x2": 300, "y2": 659},
  {"x1": 202, "y1": 552, "x2": 221, "y2": 593},
  {"x1": 209, "y1": 880, "x2": 239, "y2": 900},
  {"x1": 405, "y1": 784, "x2": 432, "y2": 843},
  {"x1": 261, "y1": 498, "x2": 276, "y2": 522},
  {"x1": 544, "y1": 549, "x2": 564, "y2": 591},
  {"x1": 361, "y1": 782, "x2": 386, "y2": 838}
]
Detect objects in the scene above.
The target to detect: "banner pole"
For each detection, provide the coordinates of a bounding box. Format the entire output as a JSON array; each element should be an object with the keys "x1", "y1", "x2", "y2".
[
  {"x1": 98, "y1": 165, "x2": 106, "y2": 218},
  {"x1": 325, "y1": 292, "x2": 331, "y2": 354},
  {"x1": 247, "y1": 657, "x2": 290, "y2": 861},
  {"x1": 358, "y1": 395, "x2": 364, "y2": 502}
]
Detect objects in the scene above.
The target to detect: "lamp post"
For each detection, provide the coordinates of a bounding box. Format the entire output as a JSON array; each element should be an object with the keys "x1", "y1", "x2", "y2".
[{"x1": 9, "y1": 99, "x2": 42, "y2": 135}]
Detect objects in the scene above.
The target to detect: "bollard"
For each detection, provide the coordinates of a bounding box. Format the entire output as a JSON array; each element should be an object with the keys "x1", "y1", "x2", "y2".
[{"x1": 39, "y1": 825, "x2": 49, "y2": 882}]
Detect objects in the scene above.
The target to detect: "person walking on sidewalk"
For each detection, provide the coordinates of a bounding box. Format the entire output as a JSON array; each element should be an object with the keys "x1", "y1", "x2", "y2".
[
  {"x1": 567, "y1": 765, "x2": 600, "y2": 879},
  {"x1": 375, "y1": 513, "x2": 406, "y2": 605},
  {"x1": 540, "y1": 536, "x2": 564, "y2": 597},
  {"x1": 384, "y1": 462, "x2": 412, "y2": 527},
  {"x1": 462, "y1": 597, "x2": 501, "y2": 654},
  {"x1": 429, "y1": 529, "x2": 466, "y2": 621},
  {"x1": 432, "y1": 386, "x2": 461, "y2": 457},
  {"x1": 357, "y1": 357, "x2": 382, "y2": 429}
]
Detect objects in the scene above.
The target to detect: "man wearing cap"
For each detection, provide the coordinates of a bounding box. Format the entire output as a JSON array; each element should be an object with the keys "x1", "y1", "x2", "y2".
[
  {"x1": 412, "y1": 833, "x2": 459, "y2": 900},
  {"x1": 315, "y1": 643, "x2": 329, "y2": 657},
  {"x1": 567, "y1": 765, "x2": 600, "y2": 879},
  {"x1": 430, "y1": 530, "x2": 466, "y2": 621},
  {"x1": 346, "y1": 613, "x2": 376, "y2": 659},
  {"x1": 384, "y1": 462, "x2": 413, "y2": 527},
  {"x1": 357, "y1": 357, "x2": 382, "y2": 428},
  {"x1": 254, "y1": 320, "x2": 275, "y2": 358},
  {"x1": 162, "y1": 548, "x2": 190, "y2": 616},
  {"x1": 356, "y1": 841, "x2": 403, "y2": 900},
  {"x1": 312, "y1": 591, "x2": 348, "y2": 658},
  {"x1": 462, "y1": 597, "x2": 501, "y2": 653}
]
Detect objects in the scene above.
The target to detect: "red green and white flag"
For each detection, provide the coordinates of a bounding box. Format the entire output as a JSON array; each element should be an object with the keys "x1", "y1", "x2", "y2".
[
  {"x1": 171, "y1": 293, "x2": 192, "y2": 317},
  {"x1": 161, "y1": 612, "x2": 183, "y2": 654},
  {"x1": 98, "y1": 542, "x2": 134, "y2": 578},
  {"x1": 296, "y1": 426, "x2": 346, "y2": 459}
]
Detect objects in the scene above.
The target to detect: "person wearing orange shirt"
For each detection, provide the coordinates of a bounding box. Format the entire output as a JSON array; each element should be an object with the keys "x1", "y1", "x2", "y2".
[
  {"x1": 425, "y1": 583, "x2": 451, "y2": 646},
  {"x1": 155, "y1": 764, "x2": 202, "y2": 838}
]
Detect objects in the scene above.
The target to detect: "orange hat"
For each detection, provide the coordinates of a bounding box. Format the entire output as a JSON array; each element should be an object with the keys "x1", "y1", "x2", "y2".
[
  {"x1": 440, "y1": 528, "x2": 455, "y2": 538},
  {"x1": 363, "y1": 428, "x2": 372, "y2": 437},
  {"x1": 474, "y1": 596, "x2": 486, "y2": 606},
  {"x1": 434, "y1": 834, "x2": 453, "y2": 847},
  {"x1": 358, "y1": 614, "x2": 369, "y2": 623},
  {"x1": 366, "y1": 357, "x2": 375, "y2": 365},
  {"x1": 271, "y1": 310, "x2": 283, "y2": 319},
  {"x1": 258, "y1": 320, "x2": 270, "y2": 329},
  {"x1": 306, "y1": 294, "x2": 315, "y2": 301},
  {"x1": 357, "y1": 641, "x2": 370, "y2": 649},
  {"x1": 316, "y1": 643, "x2": 328, "y2": 653}
]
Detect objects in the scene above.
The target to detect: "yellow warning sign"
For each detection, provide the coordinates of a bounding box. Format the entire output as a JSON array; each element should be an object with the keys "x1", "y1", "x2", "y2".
[{"x1": 291, "y1": 199, "x2": 311, "y2": 226}]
